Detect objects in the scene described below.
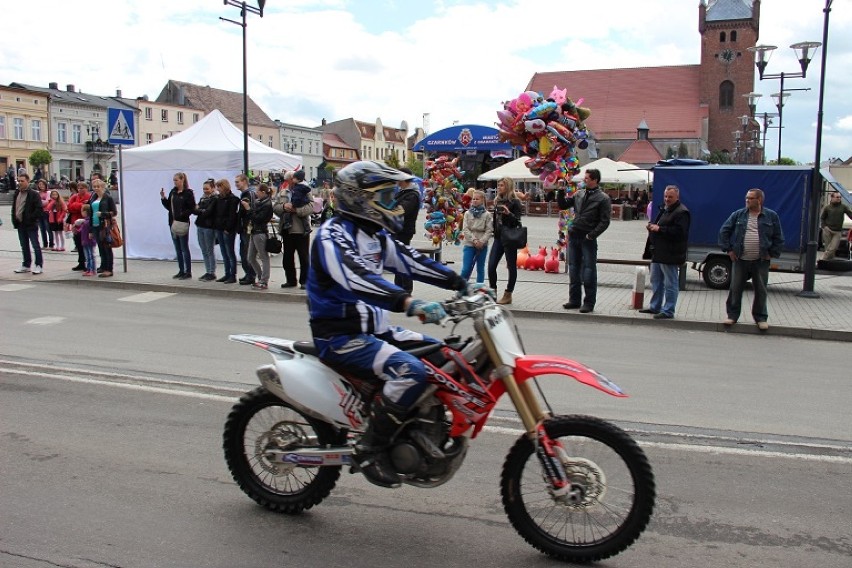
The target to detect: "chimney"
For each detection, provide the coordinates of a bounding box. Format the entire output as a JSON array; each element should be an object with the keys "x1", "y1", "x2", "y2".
[
  {"x1": 321, "y1": 118, "x2": 327, "y2": 126},
  {"x1": 66, "y1": 84, "x2": 75, "y2": 93},
  {"x1": 49, "y1": 82, "x2": 58, "y2": 90},
  {"x1": 116, "y1": 89, "x2": 122, "y2": 98}
]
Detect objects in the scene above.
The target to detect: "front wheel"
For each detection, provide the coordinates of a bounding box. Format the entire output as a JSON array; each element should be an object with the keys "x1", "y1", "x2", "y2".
[
  {"x1": 223, "y1": 387, "x2": 344, "y2": 513},
  {"x1": 702, "y1": 256, "x2": 731, "y2": 289},
  {"x1": 501, "y1": 415, "x2": 655, "y2": 563}
]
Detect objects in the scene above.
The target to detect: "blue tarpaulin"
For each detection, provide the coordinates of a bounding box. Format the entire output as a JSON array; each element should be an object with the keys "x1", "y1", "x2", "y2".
[{"x1": 413, "y1": 124, "x2": 512, "y2": 153}]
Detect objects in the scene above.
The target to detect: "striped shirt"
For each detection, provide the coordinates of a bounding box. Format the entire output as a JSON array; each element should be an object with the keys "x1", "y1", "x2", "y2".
[{"x1": 741, "y1": 213, "x2": 760, "y2": 260}]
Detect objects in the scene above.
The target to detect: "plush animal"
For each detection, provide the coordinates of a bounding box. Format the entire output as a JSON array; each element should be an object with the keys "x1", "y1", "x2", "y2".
[
  {"x1": 549, "y1": 85, "x2": 568, "y2": 106},
  {"x1": 525, "y1": 246, "x2": 547, "y2": 271},
  {"x1": 544, "y1": 247, "x2": 561, "y2": 273},
  {"x1": 516, "y1": 245, "x2": 530, "y2": 268}
]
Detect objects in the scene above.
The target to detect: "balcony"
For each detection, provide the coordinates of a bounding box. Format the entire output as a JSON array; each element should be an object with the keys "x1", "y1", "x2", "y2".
[{"x1": 85, "y1": 141, "x2": 116, "y2": 155}]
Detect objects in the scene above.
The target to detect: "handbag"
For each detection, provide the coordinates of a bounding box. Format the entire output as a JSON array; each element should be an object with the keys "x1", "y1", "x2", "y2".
[
  {"x1": 500, "y1": 224, "x2": 527, "y2": 249},
  {"x1": 265, "y1": 223, "x2": 282, "y2": 254},
  {"x1": 171, "y1": 220, "x2": 190, "y2": 237},
  {"x1": 170, "y1": 194, "x2": 190, "y2": 236},
  {"x1": 108, "y1": 220, "x2": 123, "y2": 248}
]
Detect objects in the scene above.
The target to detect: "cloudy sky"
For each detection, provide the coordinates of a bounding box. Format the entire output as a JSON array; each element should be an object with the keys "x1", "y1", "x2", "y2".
[{"x1": 2, "y1": 0, "x2": 849, "y2": 164}]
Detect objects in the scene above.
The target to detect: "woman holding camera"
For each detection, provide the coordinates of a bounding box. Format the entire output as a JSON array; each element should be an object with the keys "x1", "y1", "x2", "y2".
[{"x1": 487, "y1": 177, "x2": 523, "y2": 305}]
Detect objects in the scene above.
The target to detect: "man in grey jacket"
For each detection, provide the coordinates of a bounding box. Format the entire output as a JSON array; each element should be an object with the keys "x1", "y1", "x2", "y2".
[{"x1": 11, "y1": 173, "x2": 44, "y2": 274}]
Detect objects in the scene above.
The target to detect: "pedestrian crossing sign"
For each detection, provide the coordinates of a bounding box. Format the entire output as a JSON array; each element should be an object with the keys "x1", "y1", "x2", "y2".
[{"x1": 108, "y1": 108, "x2": 135, "y2": 145}]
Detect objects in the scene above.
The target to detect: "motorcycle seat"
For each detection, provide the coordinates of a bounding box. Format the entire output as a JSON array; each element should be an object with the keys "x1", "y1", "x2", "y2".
[{"x1": 292, "y1": 341, "x2": 319, "y2": 356}]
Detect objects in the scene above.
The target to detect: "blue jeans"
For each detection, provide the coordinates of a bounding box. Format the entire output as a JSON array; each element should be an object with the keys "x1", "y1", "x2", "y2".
[
  {"x1": 216, "y1": 230, "x2": 237, "y2": 278},
  {"x1": 171, "y1": 232, "x2": 192, "y2": 274},
  {"x1": 567, "y1": 233, "x2": 598, "y2": 307},
  {"x1": 488, "y1": 238, "x2": 518, "y2": 292},
  {"x1": 726, "y1": 258, "x2": 770, "y2": 323},
  {"x1": 314, "y1": 327, "x2": 439, "y2": 407},
  {"x1": 38, "y1": 213, "x2": 51, "y2": 247},
  {"x1": 649, "y1": 262, "x2": 680, "y2": 316},
  {"x1": 84, "y1": 245, "x2": 96, "y2": 272},
  {"x1": 461, "y1": 245, "x2": 488, "y2": 284},
  {"x1": 17, "y1": 227, "x2": 43, "y2": 268},
  {"x1": 196, "y1": 227, "x2": 217, "y2": 276}
]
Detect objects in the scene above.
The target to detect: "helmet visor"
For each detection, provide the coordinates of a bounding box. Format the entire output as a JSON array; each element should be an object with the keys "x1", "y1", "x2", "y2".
[{"x1": 374, "y1": 184, "x2": 399, "y2": 211}]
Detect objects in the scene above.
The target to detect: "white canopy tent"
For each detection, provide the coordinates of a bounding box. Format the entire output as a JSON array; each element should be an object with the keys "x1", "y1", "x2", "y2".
[
  {"x1": 477, "y1": 157, "x2": 539, "y2": 182},
  {"x1": 121, "y1": 109, "x2": 300, "y2": 259},
  {"x1": 571, "y1": 157, "x2": 651, "y2": 186}
]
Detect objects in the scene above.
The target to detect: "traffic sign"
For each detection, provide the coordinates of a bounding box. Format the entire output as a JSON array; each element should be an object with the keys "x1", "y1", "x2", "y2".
[{"x1": 108, "y1": 108, "x2": 135, "y2": 145}]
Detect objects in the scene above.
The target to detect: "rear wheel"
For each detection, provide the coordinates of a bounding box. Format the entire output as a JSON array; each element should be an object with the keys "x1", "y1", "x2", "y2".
[
  {"x1": 223, "y1": 387, "x2": 344, "y2": 513},
  {"x1": 501, "y1": 415, "x2": 655, "y2": 563},
  {"x1": 702, "y1": 256, "x2": 731, "y2": 289}
]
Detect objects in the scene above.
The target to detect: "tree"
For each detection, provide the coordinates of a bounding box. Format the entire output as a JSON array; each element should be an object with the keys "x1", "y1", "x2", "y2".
[
  {"x1": 767, "y1": 157, "x2": 798, "y2": 166},
  {"x1": 708, "y1": 150, "x2": 733, "y2": 164},
  {"x1": 29, "y1": 149, "x2": 53, "y2": 171},
  {"x1": 385, "y1": 149, "x2": 401, "y2": 169},
  {"x1": 677, "y1": 141, "x2": 689, "y2": 158},
  {"x1": 665, "y1": 147, "x2": 676, "y2": 160},
  {"x1": 404, "y1": 153, "x2": 424, "y2": 178}
]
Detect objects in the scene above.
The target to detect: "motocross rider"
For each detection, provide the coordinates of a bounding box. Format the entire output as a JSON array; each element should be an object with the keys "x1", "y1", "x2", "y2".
[{"x1": 307, "y1": 161, "x2": 468, "y2": 488}]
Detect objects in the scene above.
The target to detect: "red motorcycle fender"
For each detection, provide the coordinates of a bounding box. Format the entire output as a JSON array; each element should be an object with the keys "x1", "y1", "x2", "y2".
[{"x1": 508, "y1": 355, "x2": 628, "y2": 398}]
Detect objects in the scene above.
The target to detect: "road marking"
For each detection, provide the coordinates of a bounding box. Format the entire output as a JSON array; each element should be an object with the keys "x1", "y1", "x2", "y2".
[
  {"x1": 26, "y1": 316, "x2": 65, "y2": 325},
  {"x1": 5, "y1": 363, "x2": 852, "y2": 465},
  {"x1": 0, "y1": 283, "x2": 35, "y2": 292},
  {"x1": 118, "y1": 292, "x2": 177, "y2": 303}
]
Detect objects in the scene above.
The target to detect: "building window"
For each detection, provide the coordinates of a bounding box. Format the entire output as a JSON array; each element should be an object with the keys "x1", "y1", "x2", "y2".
[
  {"x1": 162, "y1": 134, "x2": 168, "y2": 140},
  {"x1": 731, "y1": 30, "x2": 737, "y2": 42},
  {"x1": 161, "y1": 109, "x2": 168, "y2": 122},
  {"x1": 719, "y1": 80, "x2": 734, "y2": 109},
  {"x1": 13, "y1": 118, "x2": 24, "y2": 140},
  {"x1": 177, "y1": 111, "x2": 184, "y2": 124},
  {"x1": 146, "y1": 133, "x2": 153, "y2": 144},
  {"x1": 31, "y1": 119, "x2": 41, "y2": 141},
  {"x1": 57, "y1": 122, "x2": 67, "y2": 143},
  {"x1": 72, "y1": 124, "x2": 82, "y2": 144},
  {"x1": 193, "y1": 113, "x2": 199, "y2": 123},
  {"x1": 145, "y1": 107, "x2": 153, "y2": 120},
  {"x1": 0, "y1": 116, "x2": 5, "y2": 139},
  {"x1": 268, "y1": 135, "x2": 272, "y2": 147},
  {"x1": 720, "y1": 31, "x2": 726, "y2": 42}
]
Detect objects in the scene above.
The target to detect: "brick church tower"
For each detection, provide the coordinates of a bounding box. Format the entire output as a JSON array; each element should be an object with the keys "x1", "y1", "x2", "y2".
[{"x1": 699, "y1": 0, "x2": 761, "y2": 158}]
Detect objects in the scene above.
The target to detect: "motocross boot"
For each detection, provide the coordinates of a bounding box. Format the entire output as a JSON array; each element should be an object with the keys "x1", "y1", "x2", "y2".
[{"x1": 355, "y1": 395, "x2": 407, "y2": 488}]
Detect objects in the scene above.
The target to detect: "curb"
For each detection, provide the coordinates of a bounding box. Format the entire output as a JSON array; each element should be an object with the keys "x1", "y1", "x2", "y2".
[{"x1": 22, "y1": 276, "x2": 852, "y2": 344}]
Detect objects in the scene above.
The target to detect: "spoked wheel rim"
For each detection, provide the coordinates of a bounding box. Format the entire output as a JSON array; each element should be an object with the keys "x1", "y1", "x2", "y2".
[{"x1": 244, "y1": 404, "x2": 323, "y2": 496}]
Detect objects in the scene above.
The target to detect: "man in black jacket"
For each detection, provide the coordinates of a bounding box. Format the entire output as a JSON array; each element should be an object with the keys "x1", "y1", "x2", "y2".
[
  {"x1": 392, "y1": 167, "x2": 421, "y2": 293},
  {"x1": 235, "y1": 173, "x2": 257, "y2": 285},
  {"x1": 640, "y1": 185, "x2": 690, "y2": 319},
  {"x1": 11, "y1": 173, "x2": 44, "y2": 274},
  {"x1": 556, "y1": 168, "x2": 611, "y2": 313}
]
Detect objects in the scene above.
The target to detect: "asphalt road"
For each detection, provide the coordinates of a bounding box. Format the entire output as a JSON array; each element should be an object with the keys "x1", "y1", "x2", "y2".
[{"x1": 1, "y1": 283, "x2": 851, "y2": 567}]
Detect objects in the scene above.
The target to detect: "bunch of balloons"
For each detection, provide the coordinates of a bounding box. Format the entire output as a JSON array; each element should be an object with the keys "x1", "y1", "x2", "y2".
[
  {"x1": 422, "y1": 155, "x2": 465, "y2": 245},
  {"x1": 495, "y1": 85, "x2": 593, "y2": 249}
]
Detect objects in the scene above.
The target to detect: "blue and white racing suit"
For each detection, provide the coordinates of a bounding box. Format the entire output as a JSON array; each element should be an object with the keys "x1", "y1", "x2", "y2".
[{"x1": 307, "y1": 216, "x2": 465, "y2": 406}]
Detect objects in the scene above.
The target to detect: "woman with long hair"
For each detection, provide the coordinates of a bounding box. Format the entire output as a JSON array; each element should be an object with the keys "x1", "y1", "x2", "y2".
[
  {"x1": 487, "y1": 177, "x2": 523, "y2": 305},
  {"x1": 89, "y1": 179, "x2": 117, "y2": 278},
  {"x1": 160, "y1": 172, "x2": 196, "y2": 279}
]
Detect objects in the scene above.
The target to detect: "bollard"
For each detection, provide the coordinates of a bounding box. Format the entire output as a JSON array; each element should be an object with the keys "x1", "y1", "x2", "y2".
[{"x1": 632, "y1": 266, "x2": 646, "y2": 309}]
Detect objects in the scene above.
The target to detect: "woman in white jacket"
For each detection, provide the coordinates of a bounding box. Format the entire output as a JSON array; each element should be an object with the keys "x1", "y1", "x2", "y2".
[{"x1": 460, "y1": 189, "x2": 493, "y2": 286}]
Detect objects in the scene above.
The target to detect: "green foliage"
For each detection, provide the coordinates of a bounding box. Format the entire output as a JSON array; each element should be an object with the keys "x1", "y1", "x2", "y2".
[
  {"x1": 404, "y1": 153, "x2": 424, "y2": 178},
  {"x1": 677, "y1": 141, "x2": 689, "y2": 158},
  {"x1": 665, "y1": 147, "x2": 676, "y2": 160},
  {"x1": 385, "y1": 149, "x2": 401, "y2": 169},
  {"x1": 29, "y1": 149, "x2": 53, "y2": 169},
  {"x1": 767, "y1": 157, "x2": 798, "y2": 166},
  {"x1": 708, "y1": 150, "x2": 733, "y2": 164}
]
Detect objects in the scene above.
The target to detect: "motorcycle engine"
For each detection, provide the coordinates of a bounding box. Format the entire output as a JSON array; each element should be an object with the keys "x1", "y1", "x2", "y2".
[{"x1": 387, "y1": 403, "x2": 468, "y2": 487}]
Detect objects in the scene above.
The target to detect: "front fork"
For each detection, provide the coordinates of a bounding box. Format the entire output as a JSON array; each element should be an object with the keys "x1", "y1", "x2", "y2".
[{"x1": 481, "y1": 336, "x2": 571, "y2": 493}]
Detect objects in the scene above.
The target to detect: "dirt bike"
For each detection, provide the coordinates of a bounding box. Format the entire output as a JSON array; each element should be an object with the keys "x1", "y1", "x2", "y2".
[{"x1": 223, "y1": 292, "x2": 655, "y2": 563}]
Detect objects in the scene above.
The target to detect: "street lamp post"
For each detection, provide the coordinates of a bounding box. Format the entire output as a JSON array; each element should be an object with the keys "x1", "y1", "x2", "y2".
[
  {"x1": 86, "y1": 123, "x2": 100, "y2": 181},
  {"x1": 221, "y1": 0, "x2": 266, "y2": 176},
  {"x1": 756, "y1": 111, "x2": 778, "y2": 164},
  {"x1": 748, "y1": 40, "x2": 820, "y2": 163}
]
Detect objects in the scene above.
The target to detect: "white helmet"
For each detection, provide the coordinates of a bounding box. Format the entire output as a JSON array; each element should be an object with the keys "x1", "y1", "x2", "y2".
[{"x1": 334, "y1": 161, "x2": 414, "y2": 232}]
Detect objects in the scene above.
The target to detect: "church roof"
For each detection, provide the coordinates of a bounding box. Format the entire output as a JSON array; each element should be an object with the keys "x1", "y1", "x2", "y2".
[
  {"x1": 618, "y1": 140, "x2": 663, "y2": 165},
  {"x1": 706, "y1": 0, "x2": 753, "y2": 22},
  {"x1": 526, "y1": 65, "x2": 706, "y2": 141}
]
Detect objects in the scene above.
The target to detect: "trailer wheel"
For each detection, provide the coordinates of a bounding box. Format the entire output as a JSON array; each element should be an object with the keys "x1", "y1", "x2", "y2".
[{"x1": 702, "y1": 256, "x2": 731, "y2": 289}]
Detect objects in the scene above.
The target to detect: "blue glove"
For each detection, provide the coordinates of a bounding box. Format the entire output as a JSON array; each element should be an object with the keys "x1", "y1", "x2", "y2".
[{"x1": 406, "y1": 299, "x2": 447, "y2": 324}]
